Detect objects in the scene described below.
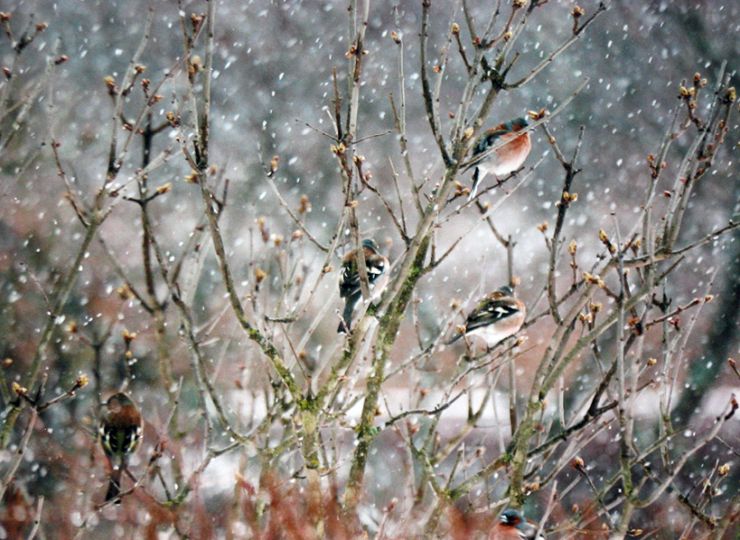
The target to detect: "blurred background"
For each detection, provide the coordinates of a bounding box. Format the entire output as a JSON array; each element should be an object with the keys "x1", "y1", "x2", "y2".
[{"x1": 0, "y1": 0, "x2": 738, "y2": 537}]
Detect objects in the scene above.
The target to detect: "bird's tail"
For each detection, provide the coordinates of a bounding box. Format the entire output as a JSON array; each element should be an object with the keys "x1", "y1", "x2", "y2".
[
  {"x1": 337, "y1": 294, "x2": 360, "y2": 333},
  {"x1": 446, "y1": 332, "x2": 464, "y2": 345},
  {"x1": 105, "y1": 467, "x2": 122, "y2": 503},
  {"x1": 467, "y1": 167, "x2": 481, "y2": 201}
]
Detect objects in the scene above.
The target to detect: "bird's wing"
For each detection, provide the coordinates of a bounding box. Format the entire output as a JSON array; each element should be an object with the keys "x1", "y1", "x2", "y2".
[
  {"x1": 100, "y1": 421, "x2": 142, "y2": 456},
  {"x1": 464, "y1": 298, "x2": 521, "y2": 333},
  {"x1": 366, "y1": 254, "x2": 387, "y2": 283},
  {"x1": 463, "y1": 129, "x2": 512, "y2": 171},
  {"x1": 339, "y1": 262, "x2": 359, "y2": 299},
  {"x1": 473, "y1": 128, "x2": 509, "y2": 155},
  {"x1": 339, "y1": 254, "x2": 387, "y2": 298}
]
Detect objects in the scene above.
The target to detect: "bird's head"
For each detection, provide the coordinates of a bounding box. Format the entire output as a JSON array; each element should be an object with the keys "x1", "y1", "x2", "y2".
[
  {"x1": 497, "y1": 285, "x2": 514, "y2": 296},
  {"x1": 499, "y1": 508, "x2": 524, "y2": 526},
  {"x1": 490, "y1": 285, "x2": 515, "y2": 300},
  {"x1": 361, "y1": 238, "x2": 381, "y2": 253},
  {"x1": 508, "y1": 117, "x2": 529, "y2": 131},
  {"x1": 104, "y1": 394, "x2": 141, "y2": 421},
  {"x1": 106, "y1": 392, "x2": 135, "y2": 411}
]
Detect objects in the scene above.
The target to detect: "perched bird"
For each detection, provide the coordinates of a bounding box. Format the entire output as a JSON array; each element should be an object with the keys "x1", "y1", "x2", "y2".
[
  {"x1": 99, "y1": 392, "x2": 143, "y2": 503},
  {"x1": 337, "y1": 238, "x2": 390, "y2": 333},
  {"x1": 465, "y1": 116, "x2": 532, "y2": 199},
  {"x1": 448, "y1": 285, "x2": 526, "y2": 348},
  {"x1": 489, "y1": 509, "x2": 544, "y2": 539}
]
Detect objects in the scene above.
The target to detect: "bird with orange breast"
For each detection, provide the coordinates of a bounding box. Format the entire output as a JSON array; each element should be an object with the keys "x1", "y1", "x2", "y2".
[
  {"x1": 448, "y1": 285, "x2": 526, "y2": 349},
  {"x1": 465, "y1": 116, "x2": 532, "y2": 199},
  {"x1": 99, "y1": 392, "x2": 143, "y2": 503},
  {"x1": 489, "y1": 509, "x2": 544, "y2": 539}
]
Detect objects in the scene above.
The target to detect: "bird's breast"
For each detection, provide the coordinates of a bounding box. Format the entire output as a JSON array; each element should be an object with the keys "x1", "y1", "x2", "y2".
[{"x1": 491, "y1": 133, "x2": 531, "y2": 176}]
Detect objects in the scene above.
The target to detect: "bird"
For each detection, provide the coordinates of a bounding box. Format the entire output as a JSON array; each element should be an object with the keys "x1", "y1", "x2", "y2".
[
  {"x1": 99, "y1": 392, "x2": 143, "y2": 503},
  {"x1": 489, "y1": 508, "x2": 544, "y2": 539},
  {"x1": 465, "y1": 116, "x2": 532, "y2": 199},
  {"x1": 337, "y1": 238, "x2": 390, "y2": 333},
  {"x1": 448, "y1": 285, "x2": 526, "y2": 348}
]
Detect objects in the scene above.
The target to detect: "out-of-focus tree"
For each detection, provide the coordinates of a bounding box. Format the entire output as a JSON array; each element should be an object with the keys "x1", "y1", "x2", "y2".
[{"x1": 0, "y1": 1, "x2": 738, "y2": 538}]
